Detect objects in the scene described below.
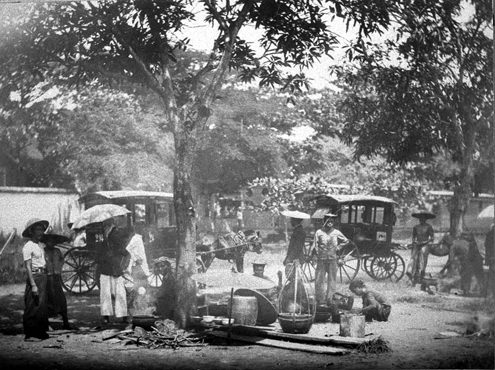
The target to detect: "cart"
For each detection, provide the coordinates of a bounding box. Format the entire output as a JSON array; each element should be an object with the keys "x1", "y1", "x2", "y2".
[{"x1": 301, "y1": 194, "x2": 405, "y2": 284}]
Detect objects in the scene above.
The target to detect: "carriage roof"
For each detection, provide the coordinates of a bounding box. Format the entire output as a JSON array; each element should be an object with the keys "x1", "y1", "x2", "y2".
[{"x1": 313, "y1": 194, "x2": 397, "y2": 205}]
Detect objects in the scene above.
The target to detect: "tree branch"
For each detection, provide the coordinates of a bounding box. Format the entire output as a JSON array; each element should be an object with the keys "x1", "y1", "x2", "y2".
[{"x1": 203, "y1": 0, "x2": 229, "y2": 30}]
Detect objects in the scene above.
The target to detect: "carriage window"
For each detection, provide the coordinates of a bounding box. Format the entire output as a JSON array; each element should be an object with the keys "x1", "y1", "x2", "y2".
[
  {"x1": 157, "y1": 202, "x2": 169, "y2": 228},
  {"x1": 374, "y1": 207, "x2": 385, "y2": 224},
  {"x1": 135, "y1": 204, "x2": 146, "y2": 225},
  {"x1": 340, "y1": 205, "x2": 349, "y2": 224}
]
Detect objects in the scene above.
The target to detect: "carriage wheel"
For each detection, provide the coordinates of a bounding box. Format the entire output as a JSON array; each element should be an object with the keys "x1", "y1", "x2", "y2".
[
  {"x1": 301, "y1": 241, "x2": 317, "y2": 282},
  {"x1": 362, "y1": 255, "x2": 374, "y2": 278},
  {"x1": 61, "y1": 248, "x2": 97, "y2": 294},
  {"x1": 369, "y1": 253, "x2": 405, "y2": 282},
  {"x1": 337, "y1": 244, "x2": 361, "y2": 283},
  {"x1": 389, "y1": 252, "x2": 405, "y2": 282}
]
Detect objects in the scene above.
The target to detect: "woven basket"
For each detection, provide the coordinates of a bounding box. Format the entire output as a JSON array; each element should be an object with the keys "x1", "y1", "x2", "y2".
[
  {"x1": 278, "y1": 313, "x2": 314, "y2": 334},
  {"x1": 429, "y1": 243, "x2": 450, "y2": 257}
]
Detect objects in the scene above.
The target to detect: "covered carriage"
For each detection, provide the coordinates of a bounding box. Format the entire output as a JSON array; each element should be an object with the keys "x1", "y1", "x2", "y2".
[
  {"x1": 61, "y1": 191, "x2": 178, "y2": 294},
  {"x1": 301, "y1": 194, "x2": 405, "y2": 283}
]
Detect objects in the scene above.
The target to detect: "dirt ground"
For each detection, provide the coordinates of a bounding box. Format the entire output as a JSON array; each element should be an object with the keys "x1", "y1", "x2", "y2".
[{"x1": 0, "y1": 247, "x2": 494, "y2": 370}]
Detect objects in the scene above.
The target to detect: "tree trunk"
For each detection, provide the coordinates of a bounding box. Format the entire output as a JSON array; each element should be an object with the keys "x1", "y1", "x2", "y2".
[
  {"x1": 173, "y1": 127, "x2": 198, "y2": 328},
  {"x1": 449, "y1": 120, "x2": 477, "y2": 237}
]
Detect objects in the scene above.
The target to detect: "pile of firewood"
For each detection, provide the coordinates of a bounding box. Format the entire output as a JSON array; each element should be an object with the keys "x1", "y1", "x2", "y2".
[{"x1": 103, "y1": 319, "x2": 207, "y2": 349}]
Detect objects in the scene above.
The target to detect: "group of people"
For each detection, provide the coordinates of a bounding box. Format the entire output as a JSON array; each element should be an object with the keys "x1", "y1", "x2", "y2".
[
  {"x1": 21, "y1": 216, "x2": 151, "y2": 341},
  {"x1": 281, "y1": 210, "x2": 390, "y2": 322}
]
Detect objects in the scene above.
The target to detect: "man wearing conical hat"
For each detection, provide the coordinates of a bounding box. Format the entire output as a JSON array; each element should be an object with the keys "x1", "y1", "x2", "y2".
[
  {"x1": 406, "y1": 210, "x2": 435, "y2": 286},
  {"x1": 21, "y1": 218, "x2": 50, "y2": 341},
  {"x1": 281, "y1": 210, "x2": 310, "y2": 268}
]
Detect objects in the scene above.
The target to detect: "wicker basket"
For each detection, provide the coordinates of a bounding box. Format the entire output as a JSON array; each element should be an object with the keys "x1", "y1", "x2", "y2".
[
  {"x1": 278, "y1": 313, "x2": 314, "y2": 334},
  {"x1": 429, "y1": 243, "x2": 450, "y2": 257}
]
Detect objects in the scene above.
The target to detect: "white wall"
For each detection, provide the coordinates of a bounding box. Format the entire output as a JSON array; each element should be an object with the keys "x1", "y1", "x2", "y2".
[{"x1": 0, "y1": 187, "x2": 82, "y2": 236}]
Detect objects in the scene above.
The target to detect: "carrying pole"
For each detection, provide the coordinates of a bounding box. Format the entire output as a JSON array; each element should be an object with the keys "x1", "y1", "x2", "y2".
[{"x1": 0, "y1": 229, "x2": 16, "y2": 259}]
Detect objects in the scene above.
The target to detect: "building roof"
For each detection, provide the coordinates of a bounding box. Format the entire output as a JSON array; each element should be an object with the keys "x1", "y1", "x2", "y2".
[{"x1": 79, "y1": 190, "x2": 173, "y2": 203}]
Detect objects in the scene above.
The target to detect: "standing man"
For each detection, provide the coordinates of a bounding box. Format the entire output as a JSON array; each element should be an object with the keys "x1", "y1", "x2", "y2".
[
  {"x1": 406, "y1": 210, "x2": 435, "y2": 285},
  {"x1": 22, "y1": 218, "x2": 50, "y2": 341},
  {"x1": 313, "y1": 213, "x2": 349, "y2": 306},
  {"x1": 97, "y1": 218, "x2": 130, "y2": 325},
  {"x1": 281, "y1": 210, "x2": 310, "y2": 270}
]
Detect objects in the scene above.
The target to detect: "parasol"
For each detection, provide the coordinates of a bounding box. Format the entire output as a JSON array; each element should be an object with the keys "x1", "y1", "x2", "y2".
[
  {"x1": 478, "y1": 204, "x2": 494, "y2": 219},
  {"x1": 280, "y1": 210, "x2": 311, "y2": 219},
  {"x1": 71, "y1": 204, "x2": 130, "y2": 229},
  {"x1": 192, "y1": 270, "x2": 276, "y2": 291}
]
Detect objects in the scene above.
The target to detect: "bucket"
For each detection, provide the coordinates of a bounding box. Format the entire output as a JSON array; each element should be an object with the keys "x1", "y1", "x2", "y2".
[
  {"x1": 339, "y1": 314, "x2": 365, "y2": 338},
  {"x1": 231, "y1": 296, "x2": 258, "y2": 326}
]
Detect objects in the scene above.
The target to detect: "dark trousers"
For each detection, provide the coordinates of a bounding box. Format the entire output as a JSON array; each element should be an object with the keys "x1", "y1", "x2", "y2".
[
  {"x1": 23, "y1": 273, "x2": 49, "y2": 339},
  {"x1": 46, "y1": 274, "x2": 68, "y2": 323},
  {"x1": 363, "y1": 304, "x2": 391, "y2": 322}
]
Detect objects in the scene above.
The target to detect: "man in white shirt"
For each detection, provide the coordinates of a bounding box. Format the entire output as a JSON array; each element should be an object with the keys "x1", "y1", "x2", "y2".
[
  {"x1": 313, "y1": 213, "x2": 349, "y2": 306},
  {"x1": 21, "y1": 218, "x2": 50, "y2": 341}
]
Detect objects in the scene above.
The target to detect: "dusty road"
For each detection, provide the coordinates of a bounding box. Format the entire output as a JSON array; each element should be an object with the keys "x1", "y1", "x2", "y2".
[{"x1": 0, "y1": 248, "x2": 493, "y2": 370}]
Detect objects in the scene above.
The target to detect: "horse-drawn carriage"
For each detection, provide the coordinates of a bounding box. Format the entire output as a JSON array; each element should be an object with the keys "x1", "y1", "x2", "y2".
[
  {"x1": 301, "y1": 194, "x2": 406, "y2": 283},
  {"x1": 61, "y1": 191, "x2": 262, "y2": 294}
]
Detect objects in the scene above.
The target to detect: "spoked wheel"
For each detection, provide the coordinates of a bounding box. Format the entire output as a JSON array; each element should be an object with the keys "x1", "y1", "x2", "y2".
[
  {"x1": 301, "y1": 241, "x2": 317, "y2": 282},
  {"x1": 369, "y1": 252, "x2": 405, "y2": 282},
  {"x1": 337, "y1": 244, "x2": 360, "y2": 283},
  {"x1": 389, "y1": 252, "x2": 405, "y2": 282},
  {"x1": 362, "y1": 255, "x2": 374, "y2": 278},
  {"x1": 62, "y1": 247, "x2": 97, "y2": 294}
]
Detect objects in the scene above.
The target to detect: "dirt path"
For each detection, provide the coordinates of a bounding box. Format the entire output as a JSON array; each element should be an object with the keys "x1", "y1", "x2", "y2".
[{"x1": 0, "y1": 249, "x2": 493, "y2": 370}]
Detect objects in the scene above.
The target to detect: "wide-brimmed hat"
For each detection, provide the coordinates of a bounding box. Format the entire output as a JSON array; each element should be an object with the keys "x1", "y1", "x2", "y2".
[
  {"x1": 22, "y1": 218, "x2": 49, "y2": 238},
  {"x1": 40, "y1": 233, "x2": 70, "y2": 245},
  {"x1": 412, "y1": 210, "x2": 436, "y2": 220},
  {"x1": 323, "y1": 213, "x2": 338, "y2": 218},
  {"x1": 280, "y1": 210, "x2": 310, "y2": 219}
]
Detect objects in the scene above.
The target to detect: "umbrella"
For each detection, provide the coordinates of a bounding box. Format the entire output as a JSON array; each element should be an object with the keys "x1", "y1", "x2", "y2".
[
  {"x1": 280, "y1": 210, "x2": 311, "y2": 219},
  {"x1": 478, "y1": 204, "x2": 494, "y2": 219},
  {"x1": 192, "y1": 270, "x2": 276, "y2": 291},
  {"x1": 71, "y1": 204, "x2": 130, "y2": 229}
]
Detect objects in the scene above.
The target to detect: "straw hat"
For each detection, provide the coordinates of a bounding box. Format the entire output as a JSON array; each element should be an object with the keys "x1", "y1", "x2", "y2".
[
  {"x1": 22, "y1": 218, "x2": 49, "y2": 238},
  {"x1": 280, "y1": 210, "x2": 310, "y2": 219}
]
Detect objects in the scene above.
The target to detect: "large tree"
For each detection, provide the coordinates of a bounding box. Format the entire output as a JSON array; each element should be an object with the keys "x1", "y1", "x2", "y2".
[
  {"x1": 0, "y1": 0, "x2": 406, "y2": 326},
  {"x1": 332, "y1": 0, "x2": 493, "y2": 236}
]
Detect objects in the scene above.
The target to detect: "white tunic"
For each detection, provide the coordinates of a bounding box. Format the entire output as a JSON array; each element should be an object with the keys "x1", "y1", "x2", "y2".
[{"x1": 22, "y1": 241, "x2": 46, "y2": 269}]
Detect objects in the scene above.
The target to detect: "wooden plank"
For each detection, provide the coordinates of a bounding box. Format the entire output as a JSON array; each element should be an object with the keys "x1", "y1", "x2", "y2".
[
  {"x1": 220, "y1": 325, "x2": 374, "y2": 347},
  {"x1": 210, "y1": 331, "x2": 349, "y2": 355}
]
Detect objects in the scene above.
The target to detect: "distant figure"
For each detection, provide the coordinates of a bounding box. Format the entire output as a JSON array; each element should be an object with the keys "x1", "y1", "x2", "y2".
[
  {"x1": 41, "y1": 234, "x2": 72, "y2": 330},
  {"x1": 406, "y1": 210, "x2": 435, "y2": 285},
  {"x1": 236, "y1": 207, "x2": 244, "y2": 232},
  {"x1": 313, "y1": 213, "x2": 349, "y2": 306},
  {"x1": 349, "y1": 279, "x2": 391, "y2": 322},
  {"x1": 21, "y1": 218, "x2": 50, "y2": 341}
]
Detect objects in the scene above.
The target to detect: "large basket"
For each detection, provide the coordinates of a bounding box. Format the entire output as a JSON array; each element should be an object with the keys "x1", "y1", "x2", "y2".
[
  {"x1": 429, "y1": 243, "x2": 450, "y2": 257},
  {"x1": 278, "y1": 313, "x2": 314, "y2": 334}
]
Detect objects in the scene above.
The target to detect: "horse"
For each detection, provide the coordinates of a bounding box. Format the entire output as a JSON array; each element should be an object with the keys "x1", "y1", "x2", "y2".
[
  {"x1": 196, "y1": 230, "x2": 263, "y2": 273},
  {"x1": 437, "y1": 233, "x2": 485, "y2": 295}
]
